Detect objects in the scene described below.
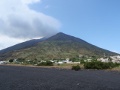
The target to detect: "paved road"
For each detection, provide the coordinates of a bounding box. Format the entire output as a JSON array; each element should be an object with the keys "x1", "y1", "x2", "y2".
[{"x1": 0, "y1": 65, "x2": 120, "y2": 90}]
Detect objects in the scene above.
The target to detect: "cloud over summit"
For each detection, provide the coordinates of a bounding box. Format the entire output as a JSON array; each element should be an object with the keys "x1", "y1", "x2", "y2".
[{"x1": 0, "y1": 0, "x2": 61, "y2": 39}]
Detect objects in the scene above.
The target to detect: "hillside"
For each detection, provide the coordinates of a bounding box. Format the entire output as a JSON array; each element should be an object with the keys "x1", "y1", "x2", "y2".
[
  {"x1": 0, "y1": 32, "x2": 118, "y2": 60},
  {"x1": 0, "y1": 38, "x2": 46, "y2": 54}
]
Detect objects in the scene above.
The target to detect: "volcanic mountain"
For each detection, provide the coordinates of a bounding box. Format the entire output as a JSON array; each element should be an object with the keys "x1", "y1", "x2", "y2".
[{"x1": 0, "y1": 32, "x2": 118, "y2": 60}]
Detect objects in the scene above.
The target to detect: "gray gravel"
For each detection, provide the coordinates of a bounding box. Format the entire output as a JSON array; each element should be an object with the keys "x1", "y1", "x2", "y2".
[{"x1": 0, "y1": 65, "x2": 120, "y2": 90}]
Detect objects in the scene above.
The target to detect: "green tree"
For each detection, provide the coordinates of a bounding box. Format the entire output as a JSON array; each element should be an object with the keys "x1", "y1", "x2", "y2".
[{"x1": 9, "y1": 59, "x2": 14, "y2": 63}]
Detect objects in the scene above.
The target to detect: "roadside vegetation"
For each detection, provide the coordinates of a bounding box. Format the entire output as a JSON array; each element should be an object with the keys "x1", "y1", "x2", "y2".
[
  {"x1": 37, "y1": 61, "x2": 53, "y2": 66},
  {"x1": 84, "y1": 60, "x2": 120, "y2": 70},
  {"x1": 7, "y1": 55, "x2": 120, "y2": 71},
  {"x1": 72, "y1": 65, "x2": 81, "y2": 71}
]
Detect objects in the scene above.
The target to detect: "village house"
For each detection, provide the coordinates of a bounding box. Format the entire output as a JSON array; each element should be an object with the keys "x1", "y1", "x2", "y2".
[
  {"x1": 110, "y1": 55, "x2": 120, "y2": 63},
  {"x1": 0, "y1": 61, "x2": 7, "y2": 64},
  {"x1": 97, "y1": 58, "x2": 109, "y2": 62}
]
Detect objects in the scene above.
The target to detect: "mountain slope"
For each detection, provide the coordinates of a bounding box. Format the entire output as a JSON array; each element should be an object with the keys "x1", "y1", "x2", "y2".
[
  {"x1": 0, "y1": 38, "x2": 46, "y2": 54},
  {"x1": 0, "y1": 32, "x2": 118, "y2": 60}
]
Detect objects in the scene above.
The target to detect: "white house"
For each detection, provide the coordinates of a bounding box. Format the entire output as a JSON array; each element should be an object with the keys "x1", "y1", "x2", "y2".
[
  {"x1": 97, "y1": 58, "x2": 109, "y2": 62},
  {"x1": 110, "y1": 55, "x2": 120, "y2": 63},
  {"x1": 0, "y1": 61, "x2": 7, "y2": 64}
]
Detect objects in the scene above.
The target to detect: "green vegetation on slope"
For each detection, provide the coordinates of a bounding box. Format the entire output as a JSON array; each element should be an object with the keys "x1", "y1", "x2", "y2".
[{"x1": 0, "y1": 32, "x2": 118, "y2": 61}]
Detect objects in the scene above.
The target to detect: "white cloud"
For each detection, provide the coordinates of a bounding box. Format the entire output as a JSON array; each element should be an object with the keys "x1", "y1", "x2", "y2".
[
  {"x1": 0, "y1": 0, "x2": 61, "y2": 50},
  {"x1": 21, "y1": 0, "x2": 41, "y2": 5},
  {"x1": 0, "y1": 34, "x2": 25, "y2": 50},
  {"x1": 0, "y1": 34, "x2": 43, "y2": 50},
  {"x1": 0, "y1": 0, "x2": 61, "y2": 39}
]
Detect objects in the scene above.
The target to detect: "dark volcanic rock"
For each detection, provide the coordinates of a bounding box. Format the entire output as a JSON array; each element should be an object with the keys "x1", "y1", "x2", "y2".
[{"x1": 0, "y1": 65, "x2": 120, "y2": 90}]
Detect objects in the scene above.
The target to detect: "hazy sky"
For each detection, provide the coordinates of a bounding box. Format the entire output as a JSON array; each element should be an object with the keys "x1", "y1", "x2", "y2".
[{"x1": 0, "y1": 0, "x2": 120, "y2": 53}]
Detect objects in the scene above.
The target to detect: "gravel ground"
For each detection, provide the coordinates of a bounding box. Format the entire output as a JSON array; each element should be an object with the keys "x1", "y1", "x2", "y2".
[{"x1": 0, "y1": 65, "x2": 120, "y2": 90}]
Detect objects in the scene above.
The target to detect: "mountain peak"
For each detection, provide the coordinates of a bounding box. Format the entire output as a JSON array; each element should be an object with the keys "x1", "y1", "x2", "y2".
[
  {"x1": 56, "y1": 32, "x2": 66, "y2": 35},
  {"x1": 47, "y1": 32, "x2": 84, "y2": 43},
  {"x1": 53, "y1": 32, "x2": 67, "y2": 37},
  {"x1": 47, "y1": 32, "x2": 70, "y2": 41}
]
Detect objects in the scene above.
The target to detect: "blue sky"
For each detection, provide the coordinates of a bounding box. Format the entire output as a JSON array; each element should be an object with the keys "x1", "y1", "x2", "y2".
[
  {"x1": 0, "y1": 0, "x2": 120, "y2": 53},
  {"x1": 30, "y1": 0, "x2": 120, "y2": 53}
]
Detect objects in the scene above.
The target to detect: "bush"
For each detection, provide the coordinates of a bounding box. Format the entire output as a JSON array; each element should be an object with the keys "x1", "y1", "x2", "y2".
[
  {"x1": 9, "y1": 59, "x2": 14, "y2": 63},
  {"x1": 46, "y1": 61, "x2": 53, "y2": 66},
  {"x1": 70, "y1": 58, "x2": 80, "y2": 62},
  {"x1": 17, "y1": 58, "x2": 25, "y2": 62},
  {"x1": 84, "y1": 61, "x2": 103, "y2": 69},
  {"x1": 80, "y1": 59, "x2": 85, "y2": 64},
  {"x1": 84, "y1": 61, "x2": 120, "y2": 70},
  {"x1": 37, "y1": 61, "x2": 53, "y2": 66},
  {"x1": 72, "y1": 65, "x2": 81, "y2": 71}
]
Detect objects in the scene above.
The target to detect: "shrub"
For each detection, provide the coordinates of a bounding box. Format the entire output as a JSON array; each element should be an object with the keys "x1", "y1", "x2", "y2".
[
  {"x1": 70, "y1": 57, "x2": 80, "y2": 62},
  {"x1": 9, "y1": 59, "x2": 14, "y2": 63},
  {"x1": 37, "y1": 61, "x2": 53, "y2": 66},
  {"x1": 46, "y1": 61, "x2": 53, "y2": 66},
  {"x1": 80, "y1": 59, "x2": 85, "y2": 64},
  {"x1": 84, "y1": 61, "x2": 120, "y2": 70},
  {"x1": 84, "y1": 61, "x2": 104, "y2": 69},
  {"x1": 72, "y1": 65, "x2": 81, "y2": 71},
  {"x1": 17, "y1": 58, "x2": 25, "y2": 62}
]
